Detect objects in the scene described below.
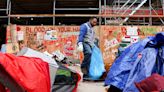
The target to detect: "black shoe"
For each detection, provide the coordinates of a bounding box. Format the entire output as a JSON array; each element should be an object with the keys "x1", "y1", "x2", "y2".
[
  {"x1": 82, "y1": 74, "x2": 90, "y2": 82},
  {"x1": 83, "y1": 74, "x2": 89, "y2": 78}
]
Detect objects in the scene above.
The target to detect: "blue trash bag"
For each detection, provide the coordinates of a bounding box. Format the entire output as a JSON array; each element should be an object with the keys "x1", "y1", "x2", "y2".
[{"x1": 89, "y1": 46, "x2": 106, "y2": 80}]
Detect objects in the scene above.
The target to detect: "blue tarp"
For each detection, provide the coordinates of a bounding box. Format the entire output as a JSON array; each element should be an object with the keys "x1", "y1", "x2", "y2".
[
  {"x1": 105, "y1": 32, "x2": 164, "y2": 92},
  {"x1": 124, "y1": 47, "x2": 158, "y2": 92}
]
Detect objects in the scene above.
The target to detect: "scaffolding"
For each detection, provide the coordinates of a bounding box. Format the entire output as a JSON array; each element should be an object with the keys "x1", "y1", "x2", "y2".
[
  {"x1": 0, "y1": 0, "x2": 164, "y2": 25},
  {"x1": 104, "y1": 0, "x2": 164, "y2": 25},
  {"x1": 0, "y1": 0, "x2": 11, "y2": 24}
]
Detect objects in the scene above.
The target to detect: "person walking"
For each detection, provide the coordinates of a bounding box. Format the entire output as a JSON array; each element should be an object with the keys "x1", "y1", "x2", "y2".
[{"x1": 77, "y1": 17, "x2": 97, "y2": 78}]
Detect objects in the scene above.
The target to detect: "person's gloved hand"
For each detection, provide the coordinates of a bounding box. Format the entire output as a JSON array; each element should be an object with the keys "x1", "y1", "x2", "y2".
[{"x1": 77, "y1": 42, "x2": 83, "y2": 52}]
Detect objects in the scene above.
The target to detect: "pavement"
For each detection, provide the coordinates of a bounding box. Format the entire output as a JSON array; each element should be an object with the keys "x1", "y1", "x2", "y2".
[
  {"x1": 77, "y1": 81, "x2": 106, "y2": 92},
  {"x1": 68, "y1": 65, "x2": 107, "y2": 92}
]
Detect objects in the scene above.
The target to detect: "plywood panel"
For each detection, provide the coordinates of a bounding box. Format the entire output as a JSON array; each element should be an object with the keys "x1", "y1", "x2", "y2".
[{"x1": 6, "y1": 25, "x2": 163, "y2": 70}]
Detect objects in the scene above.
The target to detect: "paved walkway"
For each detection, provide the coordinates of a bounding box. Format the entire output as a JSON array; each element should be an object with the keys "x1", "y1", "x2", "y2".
[
  {"x1": 68, "y1": 65, "x2": 106, "y2": 92},
  {"x1": 77, "y1": 81, "x2": 106, "y2": 92}
]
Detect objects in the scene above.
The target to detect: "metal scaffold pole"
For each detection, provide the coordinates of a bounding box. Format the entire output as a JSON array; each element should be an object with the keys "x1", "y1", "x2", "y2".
[
  {"x1": 99, "y1": 0, "x2": 102, "y2": 52},
  {"x1": 118, "y1": 0, "x2": 120, "y2": 8},
  {"x1": 151, "y1": 6, "x2": 164, "y2": 24},
  {"x1": 8, "y1": 0, "x2": 11, "y2": 25},
  {"x1": 163, "y1": 0, "x2": 164, "y2": 16},
  {"x1": 149, "y1": 0, "x2": 152, "y2": 25},
  {"x1": 104, "y1": 0, "x2": 107, "y2": 25},
  {"x1": 53, "y1": 0, "x2": 56, "y2": 25},
  {"x1": 7, "y1": 0, "x2": 9, "y2": 14},
  {"x1": 99, "y1": 0, "x2": 102, "y2": 25},
  {"x1": 54, "y1": 8, "x2": 99, "y2": 10}
]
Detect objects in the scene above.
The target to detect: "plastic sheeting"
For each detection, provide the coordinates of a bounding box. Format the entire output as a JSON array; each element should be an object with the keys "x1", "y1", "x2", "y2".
[
  {"x1": 105, "y1": 32, "x2": 164, "y2": 92},
  {"x1": 89, "y1": 46, "x2": 105, "y2": 79},
  {"x1": 0, "y1": 53, "x2": 50, "y2": 92},
  {"x1": 105, "y1": 37, "x2": 152, "y2": 89},
  {"x1": 124, "y1": 47, "x2": 158, "y2": 92}
]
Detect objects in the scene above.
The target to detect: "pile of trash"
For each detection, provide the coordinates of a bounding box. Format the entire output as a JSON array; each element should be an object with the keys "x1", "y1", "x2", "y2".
[{"x1": 105, "y1": 32, "x2": 164, "y2": 92}]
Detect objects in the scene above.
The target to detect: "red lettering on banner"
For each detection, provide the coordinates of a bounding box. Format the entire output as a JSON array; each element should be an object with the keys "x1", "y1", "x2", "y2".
[
  {"x1": 103, "y1": 26, "x2": 117, "y2": 32},
  {"x1": 40, "y1": 27, "x2": 46, "y2": 32},
  {"x1": 72, "y1": 27, "x2": 79, "y2": 32},
  {"x1": 34, "y1": 27, "x2": 38, "y2": 32},
  {"x1": 26, "y1": 27, "x2": 32, "y2": 33},
  {"x1": 53, "y1": 27, "x2": 57, "y2": 31},
  {"x1": 47, "y1": 27, "x2": 54, "y2": 31},
  {"x1": 108, "y1": 31, "x2": 113, "y2": 36},
  {"x1": 38, "y1": 27, "x2": 41, "y2": 32},
  {"x1": 58, "y1": 27, "x2": 65, "y2": 32},
  {"x1": 33, "y1": 27, "x2": 45, "y2": 32},
  {"x1": 66, "y1": 27, "x2": 71, "y2": 31}
]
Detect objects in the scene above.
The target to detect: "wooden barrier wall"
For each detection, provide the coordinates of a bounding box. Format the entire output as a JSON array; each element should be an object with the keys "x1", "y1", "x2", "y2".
[{"x1": 6, "y1": 25, "x2": 164, "y2": 70}]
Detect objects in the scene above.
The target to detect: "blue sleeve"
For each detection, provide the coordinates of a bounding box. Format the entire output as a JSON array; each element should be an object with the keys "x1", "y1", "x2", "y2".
[{"x1": 78, "y1": 24, "x2": 87, "y2": 43}]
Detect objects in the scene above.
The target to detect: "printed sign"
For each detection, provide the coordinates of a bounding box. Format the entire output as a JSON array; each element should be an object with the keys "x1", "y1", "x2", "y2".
[
  {"x1": 17, "y1": 31, "x2": 24, "y2": 41},
  {"x1": 44, "y1": 30, "x2": 58, "y2": 40},
  {"x1": 127, "y1": 26, "x2": 138, "y2": 36},
  {"x1": 131, "y1": 36, "x2": 140, "y2": 43}
]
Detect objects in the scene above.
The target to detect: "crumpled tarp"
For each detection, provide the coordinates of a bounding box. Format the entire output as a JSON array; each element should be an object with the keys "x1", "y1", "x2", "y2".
[
  {"x1": 0, "y1": 53, "x2": 51, "y2": 92},
  {"x1": 105, "y1": 32, "x2": 164, "y2": 92}
]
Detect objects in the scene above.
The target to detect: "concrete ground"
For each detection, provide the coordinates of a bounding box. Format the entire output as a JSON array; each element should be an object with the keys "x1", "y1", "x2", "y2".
[
  {"x1": 68, "y1": 65, "x2": 107, "y2": 92},
  {"x1": 77, "y1": 81, "x2": 106, "y2": 92}
]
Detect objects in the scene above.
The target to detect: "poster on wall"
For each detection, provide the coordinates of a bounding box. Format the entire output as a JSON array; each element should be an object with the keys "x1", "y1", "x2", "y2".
[
  {"x1": 104, "y1": 38, "x2": 119, "y2": 51},
  {"x1": 37, "y1": 32, "x2": 44, "y2": 40},
  {"x1": 131, "y1": 36, "x2": 140, "y2": 43},
  {"x1": 44, "y1": 30, "x2": 58, "y2": 40},
  {"x1": 127, "y1": 26, "x2": 138, "y2": 36},
  {"x1": 17, "y1": 31, "x2": 24, "y2": 41}
]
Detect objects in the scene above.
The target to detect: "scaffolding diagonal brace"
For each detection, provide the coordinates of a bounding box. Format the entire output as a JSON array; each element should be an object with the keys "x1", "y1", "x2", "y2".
[
  {"x1": 121, "y1": 0, "x2": 138, "y2": 15},
  {"x1": 116, "y1": 0, "x2": 131, "y2": 14},
  {"x1": 120, "y1": 0, "x2": 148, "y2": 25},
  {"x1": 151, "y1": 6, "x2": 164, "y2": 24},
  {"x1": 6, "y1": 0, "x2": 10, "y2": 14}
]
